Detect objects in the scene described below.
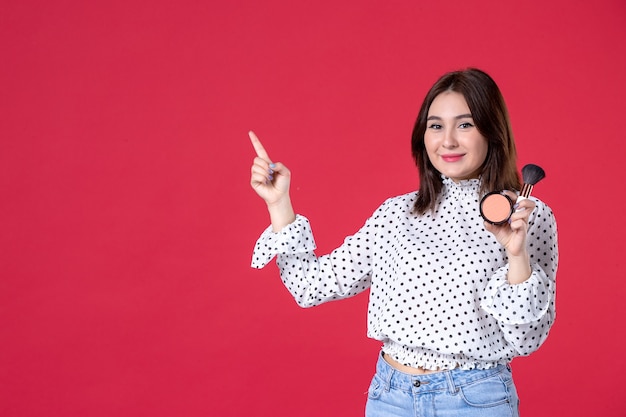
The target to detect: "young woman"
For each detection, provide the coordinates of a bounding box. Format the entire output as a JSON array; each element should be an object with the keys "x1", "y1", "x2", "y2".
[{"x1": 249, "y1": 68, "x2": 558, "y2": 417}]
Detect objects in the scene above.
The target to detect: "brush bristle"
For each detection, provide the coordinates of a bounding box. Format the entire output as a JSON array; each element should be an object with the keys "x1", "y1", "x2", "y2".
[{"x1": 521, "y1": 164, "x2": 546, "y2": 185}]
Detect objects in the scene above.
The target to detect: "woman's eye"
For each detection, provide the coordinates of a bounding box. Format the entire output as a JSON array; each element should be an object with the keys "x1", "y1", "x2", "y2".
[
  {"x1": 459, "y1": 122, "x2": 474, "y2": 129},
  {"x1": 428, "y1": 124, "x2": 442, "y2": 129}
]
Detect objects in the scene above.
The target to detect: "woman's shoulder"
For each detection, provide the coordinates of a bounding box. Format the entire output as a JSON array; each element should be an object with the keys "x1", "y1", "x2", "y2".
[
  {"x1": 528, "y1": 195, "x2": 554, "y2": 211},
  {"x1": 376, "y1": 191, "x2": 418, "y2": 213},
  {"x1": 528, "y1": 195, "x2": 557, "y2": 225}
]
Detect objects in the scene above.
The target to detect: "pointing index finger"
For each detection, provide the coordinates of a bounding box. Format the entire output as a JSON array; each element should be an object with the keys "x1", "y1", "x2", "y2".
[{"x1": 249, "y1": 131, "x2": 272, "y2": 162}]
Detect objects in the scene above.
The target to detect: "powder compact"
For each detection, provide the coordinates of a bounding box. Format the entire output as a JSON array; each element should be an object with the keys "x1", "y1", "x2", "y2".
[
  {"x1": 479, "y1": 191, "x2": 516, "y2": 225},
  {"x1": 479, "y1": 164, "x2": 546, "y2": 225}
]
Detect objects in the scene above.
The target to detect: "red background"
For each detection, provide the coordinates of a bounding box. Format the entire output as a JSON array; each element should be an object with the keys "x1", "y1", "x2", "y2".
[{"x1": 1, "y1": 1, "x2": 625, "y2": 416}]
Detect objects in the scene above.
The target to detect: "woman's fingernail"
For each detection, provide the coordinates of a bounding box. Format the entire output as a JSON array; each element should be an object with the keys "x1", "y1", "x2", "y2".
[
  {"x1": 513, "y1": 203, "x2": 520, "y2": 210},
  {"x1": 268, "y1": 175, "x2": 274, "y2": 181},
  {"x1": 269, "y1": 163, "x2": 276, "y2": 169}
]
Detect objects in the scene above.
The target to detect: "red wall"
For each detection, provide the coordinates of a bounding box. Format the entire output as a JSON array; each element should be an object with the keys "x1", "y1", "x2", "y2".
[{"x1": 1, "y1": 1, "x2": 625, "y2": 416}]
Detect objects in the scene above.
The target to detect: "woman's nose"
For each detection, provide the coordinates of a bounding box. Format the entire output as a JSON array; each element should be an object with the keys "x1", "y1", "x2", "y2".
[{"x1": 442, "y1": 129, "x2": 458, "y2": 148}]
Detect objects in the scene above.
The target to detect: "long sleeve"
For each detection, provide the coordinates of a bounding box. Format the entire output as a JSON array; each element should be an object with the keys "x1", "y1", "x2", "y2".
[
  {"x1": 480, "y1": 199, "x2": 558, "y2": 356},
  {"x1": 251, "y1": 214, "x2": 374, "y2": 307}
]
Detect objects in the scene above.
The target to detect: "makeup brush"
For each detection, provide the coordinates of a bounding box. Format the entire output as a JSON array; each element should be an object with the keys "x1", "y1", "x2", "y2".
[
  {"x1": 519, "y1": 164, "x2": 546, "y2": 199},
  {"x1": 480, "y1": 163, "x2": 547, "y2": 225}
]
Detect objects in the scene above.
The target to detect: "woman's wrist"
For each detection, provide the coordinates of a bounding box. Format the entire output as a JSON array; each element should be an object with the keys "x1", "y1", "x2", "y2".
[
  {"x1": 267, "y1": 197, "x2": 296, "y2": 232},
  {"x1": 506, "y1": 252, "x2": 531, "y2": 284}
]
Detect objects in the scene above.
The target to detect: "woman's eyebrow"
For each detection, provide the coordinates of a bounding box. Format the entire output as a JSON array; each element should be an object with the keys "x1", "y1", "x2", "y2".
[{"x1": 427, "y1": 113, "x2": 473, "y2": 120}]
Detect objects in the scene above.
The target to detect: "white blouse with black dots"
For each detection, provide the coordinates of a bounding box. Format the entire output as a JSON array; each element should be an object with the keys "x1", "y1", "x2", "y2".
[{"x1": 251, "y1": 177, "x2": 558, "y2": 370}]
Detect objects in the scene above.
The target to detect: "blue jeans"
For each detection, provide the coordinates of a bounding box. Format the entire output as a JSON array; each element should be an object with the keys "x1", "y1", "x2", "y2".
[{"x1": 365, "y1": 353, "x2": 520, "y2": 417}]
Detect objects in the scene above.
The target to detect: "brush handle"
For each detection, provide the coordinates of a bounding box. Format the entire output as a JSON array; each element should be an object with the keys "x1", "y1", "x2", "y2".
[
  {"x1": 514, "y1": 183, "x2": 534, "y2": 209},
  {"x1": 517, "y1": 183, "x2": 534, "y2": 202}
]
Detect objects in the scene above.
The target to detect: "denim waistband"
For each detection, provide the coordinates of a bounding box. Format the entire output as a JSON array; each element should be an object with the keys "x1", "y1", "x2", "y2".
[{"x1": 375, "y1": 352, "x2": 510, "y2": 394}]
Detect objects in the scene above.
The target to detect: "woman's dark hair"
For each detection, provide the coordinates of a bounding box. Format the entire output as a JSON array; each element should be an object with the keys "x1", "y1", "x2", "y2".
[{"x1": 411, "y1": 68, "x2": 520, "y2": 214}]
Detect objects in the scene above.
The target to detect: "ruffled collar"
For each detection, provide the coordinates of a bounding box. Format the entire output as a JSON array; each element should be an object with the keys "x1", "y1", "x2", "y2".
[{"x1": 441, "y1": 176, "x2": 481, "y2": 200}]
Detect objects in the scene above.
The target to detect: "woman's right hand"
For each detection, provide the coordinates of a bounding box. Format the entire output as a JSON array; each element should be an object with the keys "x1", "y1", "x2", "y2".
[{"x1": 249, "y1": 131, "x2": 296, "y2": 231}]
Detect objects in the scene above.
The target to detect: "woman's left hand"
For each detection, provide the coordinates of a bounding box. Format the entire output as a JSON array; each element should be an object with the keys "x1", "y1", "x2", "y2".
[{"x1": 484, "y1": 191, "x2": 535, "y2": 258}]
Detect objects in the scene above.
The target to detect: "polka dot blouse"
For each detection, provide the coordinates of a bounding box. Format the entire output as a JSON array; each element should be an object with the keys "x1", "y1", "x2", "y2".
[{"x1": 252, "y1": 177, "x2": 558, "y2": 370}]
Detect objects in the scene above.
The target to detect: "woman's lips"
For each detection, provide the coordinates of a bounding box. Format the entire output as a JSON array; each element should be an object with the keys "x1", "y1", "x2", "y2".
[{"x1": 441, "y1": 154, "x2": 464, "y2": 162}]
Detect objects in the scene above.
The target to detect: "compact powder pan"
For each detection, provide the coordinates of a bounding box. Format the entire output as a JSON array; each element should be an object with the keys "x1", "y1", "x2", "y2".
[{"x1": 479, "y1": 192, "x2": 515, "y2": 225}]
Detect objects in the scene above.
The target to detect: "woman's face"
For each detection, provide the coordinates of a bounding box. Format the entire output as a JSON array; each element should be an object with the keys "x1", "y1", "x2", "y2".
[{"x1": 424, "y1": 91, "x2": 488, "y2": 182}]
